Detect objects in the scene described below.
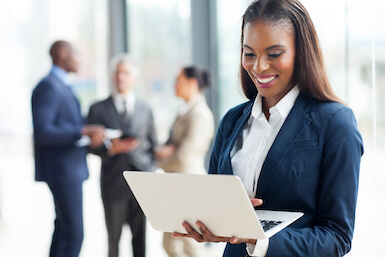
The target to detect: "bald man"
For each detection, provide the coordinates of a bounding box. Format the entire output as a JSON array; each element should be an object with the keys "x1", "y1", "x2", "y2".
[{"x1": 31, "y1": 40, "x2": 105, "y2": 257}]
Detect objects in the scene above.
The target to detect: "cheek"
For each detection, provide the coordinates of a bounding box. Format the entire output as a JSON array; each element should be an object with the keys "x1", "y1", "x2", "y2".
[
  {"x1": 274, "y1": 57, "x2": 295, "y2": 76},
  {"x1": 242, "y1": 57, "x2": 254, "y2": 72}
]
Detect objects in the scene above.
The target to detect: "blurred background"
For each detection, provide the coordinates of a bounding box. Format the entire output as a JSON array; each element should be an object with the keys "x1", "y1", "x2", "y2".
[{"x1": 0, "y1": 0, "x2": 384, "y2": 256}]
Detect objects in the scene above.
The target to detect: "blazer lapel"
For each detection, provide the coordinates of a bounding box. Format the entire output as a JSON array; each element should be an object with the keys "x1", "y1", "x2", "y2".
[
  {"x1": 220, "y1": 102, "x2": 254, "y2": 175},
  {"x1": 105, "y1": 97, "x2": 124, "y2": 129},
  {"x1": 257, "y1": 94, "x2": 315, "y2": 197}
]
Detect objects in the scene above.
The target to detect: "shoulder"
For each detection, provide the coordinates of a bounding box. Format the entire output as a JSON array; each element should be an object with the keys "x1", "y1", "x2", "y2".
[
  {"x1": 313, "y1": 100, "x2": 357, "y2": 127},
  {"x1": 214, "y1": 100, "x2": 252, "y2": 138},
  {"x1": 33, "y1": 74, "x2": 56, "y2": 91},
  {"x1": 135, "y1": 98, "x2": 153, "y2": 113},
  {"x1": 297, "y1": 94, "x2": 356, "y2": 124},
  {"x1": 32, "y1": 74, "x2": 63, "y2": 100},
  {"x1": 221, "y1": 100, "x2": 252, "y2": 124},
  {"x1": 298, "y1": 96, "x2": 361, "y2": 144},
  {"x1": 190, "y1": 98, "x2": 214, "y2": 119},
  {"x1": 88, "y1": 97, "x2": 113, "y2": 114},
  {"x1": 90, "y1": 97, "x2": 112, "y2": 108}
]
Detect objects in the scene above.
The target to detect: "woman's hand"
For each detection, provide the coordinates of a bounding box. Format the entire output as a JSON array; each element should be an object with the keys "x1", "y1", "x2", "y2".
[{"x1": 172, "y1": 198, "x2": 263, "y2": 245}]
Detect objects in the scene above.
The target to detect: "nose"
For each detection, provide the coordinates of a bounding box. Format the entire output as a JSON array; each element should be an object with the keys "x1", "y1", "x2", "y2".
[{"x1": 253, "y1": 57, "x2": 269, "y2": 73}]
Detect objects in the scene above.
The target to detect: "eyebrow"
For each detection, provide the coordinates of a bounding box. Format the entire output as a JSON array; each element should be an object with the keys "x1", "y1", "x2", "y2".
[{"x1": 243, "y1": 44, "x2": 287, "y2": 51}]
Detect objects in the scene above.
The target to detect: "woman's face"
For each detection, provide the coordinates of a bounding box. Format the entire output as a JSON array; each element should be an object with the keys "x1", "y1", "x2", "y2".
[
  {"x1": 242, "y1": 20, "x2": 296, "y2": 108},
  {"x1": 174, "y1": 70, "x2": 190, "y2": 100}
]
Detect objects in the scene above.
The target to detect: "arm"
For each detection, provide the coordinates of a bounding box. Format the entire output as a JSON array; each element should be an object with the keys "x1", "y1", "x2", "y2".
[
  {"x1": 32, "y1": 81, "x2": 82, "y2": 146},
  {"x1": 266, "y1": 107, "x2": 363, "y2": 257},
  {"x1": 146, "y1": 108, "x2": 158, "y2": 161},
  {"x1": 86, "y1": 104, "x2": 118, "y2": 157},
  {"x1": 208, "y1": 114, "x2": 225, "y2": 175},
  {"x1": 158, "y1": 110, "x2": 212, "y2": 172}
]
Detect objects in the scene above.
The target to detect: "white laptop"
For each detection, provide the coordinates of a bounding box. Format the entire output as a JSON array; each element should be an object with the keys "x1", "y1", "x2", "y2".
[{"x1": 123, "y1": 171, "x2": 303, "y2": 239}]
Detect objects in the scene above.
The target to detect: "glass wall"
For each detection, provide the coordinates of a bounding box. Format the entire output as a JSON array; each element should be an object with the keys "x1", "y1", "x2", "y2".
[
  {"x1": 0, "y1": 0, "x2": 108, "y2": 256},
  {"x1": 126, "y1": 0, "x2": 192, "y2": 142},
  {"x1": 216, "y1": 1, "x2": 251, "y2": 118}
]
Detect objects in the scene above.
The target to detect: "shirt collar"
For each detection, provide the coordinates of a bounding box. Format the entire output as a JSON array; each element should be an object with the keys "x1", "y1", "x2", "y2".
[
  {"x1": 50, "y1": 65, "x2": 71, "y2": 86},
  {"x1": 113, "y1": 91, "x2": 135, "y2": 103},
  {"x1": 251, "y1": 85, "x2": 300, "y2": 120}
]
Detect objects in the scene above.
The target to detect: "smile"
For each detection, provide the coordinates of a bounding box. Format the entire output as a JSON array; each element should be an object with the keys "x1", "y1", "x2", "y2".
[{"x1": 255, "y1": 75, "x2": 278, "y2": 88}]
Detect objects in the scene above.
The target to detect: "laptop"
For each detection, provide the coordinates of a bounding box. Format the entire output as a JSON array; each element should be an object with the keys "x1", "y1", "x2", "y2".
[{"x1": 123, "y1": 171, "x2": 303, "y2": 239}]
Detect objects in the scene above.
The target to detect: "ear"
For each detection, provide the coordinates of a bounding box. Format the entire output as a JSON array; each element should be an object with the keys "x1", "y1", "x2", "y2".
[{"x1": 57, "y1": 47, "x2": 69, "y2": 61}]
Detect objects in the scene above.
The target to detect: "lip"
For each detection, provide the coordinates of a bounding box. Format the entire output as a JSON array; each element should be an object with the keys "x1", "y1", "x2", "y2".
[{"x1": 254, "y1": 75, "x2": 278, "y2": 89}]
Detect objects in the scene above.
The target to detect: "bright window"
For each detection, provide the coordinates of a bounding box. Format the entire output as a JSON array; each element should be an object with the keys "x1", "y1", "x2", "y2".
[{"x1": 126, "y1": 0, "x2": 192, "y2": 142}]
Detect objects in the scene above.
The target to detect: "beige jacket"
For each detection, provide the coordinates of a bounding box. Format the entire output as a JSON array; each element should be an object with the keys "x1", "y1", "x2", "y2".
[{"x1": 158, "y1": 95, "x2": 214, "y2": 174}]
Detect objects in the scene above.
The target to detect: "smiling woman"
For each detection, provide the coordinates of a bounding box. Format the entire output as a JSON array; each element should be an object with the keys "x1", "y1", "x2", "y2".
[{"x1": 175, "y1": 0, "x2": 364, "y2": 256}]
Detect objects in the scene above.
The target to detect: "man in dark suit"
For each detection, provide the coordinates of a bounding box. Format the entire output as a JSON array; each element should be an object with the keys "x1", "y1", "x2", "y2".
[
  {"x1": 31, "y1": 40, "x2": 105, "y2": 257},
  {"x1": 87, "y1": 54, "x2": 158, "y2": 257}
]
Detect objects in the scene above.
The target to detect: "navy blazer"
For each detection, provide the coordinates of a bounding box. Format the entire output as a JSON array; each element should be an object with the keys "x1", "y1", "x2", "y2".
[
  {"x1": 209, "y1": 93, "x2": 363, "y2": 257},
  {"x1": 31, "y1": 72, "x2": 88, "y2": 185}
]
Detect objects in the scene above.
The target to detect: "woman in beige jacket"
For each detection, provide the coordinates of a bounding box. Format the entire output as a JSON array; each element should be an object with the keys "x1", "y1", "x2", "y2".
[{"x1": 155, "y1": 66, "x2": 215, "y2": 257}]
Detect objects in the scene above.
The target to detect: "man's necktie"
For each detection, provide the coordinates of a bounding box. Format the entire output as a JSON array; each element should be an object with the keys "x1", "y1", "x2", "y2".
[{"x1": 121, "y1": 100, "x2": 131, "y2": 127}]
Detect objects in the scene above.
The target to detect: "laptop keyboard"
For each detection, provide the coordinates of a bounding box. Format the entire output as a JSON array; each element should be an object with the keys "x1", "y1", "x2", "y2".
[{"x1": 260, "y1": 220, "x2": 283, "y2": 232}]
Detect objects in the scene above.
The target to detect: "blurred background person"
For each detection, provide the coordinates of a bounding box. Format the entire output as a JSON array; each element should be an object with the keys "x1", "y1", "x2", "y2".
[
  {"x1": 155, "y1": 66, "x2": 215, "y2": 257},
  {"x1": 87, "y1": 53, "x2": 158, "y2": 257},
  {"x1": 31, "y1": 40, "x2": 105, "y2": 257}
]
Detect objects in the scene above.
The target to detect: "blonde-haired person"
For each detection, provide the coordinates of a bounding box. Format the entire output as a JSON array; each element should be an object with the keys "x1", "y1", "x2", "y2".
[
  {"x1": 174, "y1": 0, "x2": 364, "y2": 256},
  {"x1": 156, "y1": 66, "x2": 214, "y2": 257}
]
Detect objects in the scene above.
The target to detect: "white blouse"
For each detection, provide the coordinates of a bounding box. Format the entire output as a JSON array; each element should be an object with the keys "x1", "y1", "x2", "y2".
[{"x1": 230, "y1": 86, "x2": 299, "y2": 256}]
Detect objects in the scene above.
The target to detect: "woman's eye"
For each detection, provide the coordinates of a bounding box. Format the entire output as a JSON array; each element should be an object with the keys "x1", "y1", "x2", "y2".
[
  {"x1": 268, "y1": 53, "x2": 282, "y2": 58},
  {"x1": 244, "y1": 53, "x2": 255, "y2": 58}
]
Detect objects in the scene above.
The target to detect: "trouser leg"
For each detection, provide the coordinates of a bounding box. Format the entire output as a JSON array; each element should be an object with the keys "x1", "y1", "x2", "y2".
[
  {"x1": 127, "y1": 195, "x2": 146, "y2": 257},
  {"x1": 103, "y1": 200, "x2": 127, "y2": 257},
  {"x1": 49, "y1": 183, "x2": 83, "y2": 257}
]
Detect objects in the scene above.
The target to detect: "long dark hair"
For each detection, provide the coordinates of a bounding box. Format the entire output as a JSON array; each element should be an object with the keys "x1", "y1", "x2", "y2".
[{"x1": 240, "y1": 0, "x2": 341, "y2": 103}]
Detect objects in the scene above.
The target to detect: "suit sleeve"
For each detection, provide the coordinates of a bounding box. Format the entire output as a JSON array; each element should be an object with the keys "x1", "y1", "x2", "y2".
[
  {"x1": 146, "y1": 108, "x2": 158, "y2": 161},
  {"x1": 266, "y1": 107, "x2": 363, "y2": 257},
  {"x1": 32, "y1": 81, "x2": 83, "y2": 146}
]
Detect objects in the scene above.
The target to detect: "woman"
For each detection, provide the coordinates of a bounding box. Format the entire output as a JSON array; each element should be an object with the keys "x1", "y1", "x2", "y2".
[
  {"x1": 174, "y1": 0, "x2": 364, "y2": 256},
  {"x1": 156, "y1": 66, "x2": 215, "y2": 257}
]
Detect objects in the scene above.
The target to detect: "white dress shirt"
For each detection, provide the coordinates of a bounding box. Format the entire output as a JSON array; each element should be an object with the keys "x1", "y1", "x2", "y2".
[
  {"x1": 112, "y1": 92, "x2": 136, "y2": 116},
  {"x1": 230, "y1": 86, "x2": 300, "y2": 256}
]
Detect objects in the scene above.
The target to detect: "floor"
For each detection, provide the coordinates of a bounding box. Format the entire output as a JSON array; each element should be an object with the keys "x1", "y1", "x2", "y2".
[{"x1": 0, "y1": 135, "x2": 225, "y2": 257}]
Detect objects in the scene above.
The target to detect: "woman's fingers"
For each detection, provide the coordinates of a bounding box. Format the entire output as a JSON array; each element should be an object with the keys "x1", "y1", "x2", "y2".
[
  {"x1": 196, "y1": 221, "x2": 230, "y2": 242},
  {"x1": 172, "y1": 232, "x2": 191, "y2": 238},
  {"x1": 182, "y1": 222, "x2": 206, "y2": 242},
  {"x1": 175, "y1": 221, "x2": 254, "y2": 244},
  {"x1": 250, "y1": 198, "x2": 263, "y2": 207}
]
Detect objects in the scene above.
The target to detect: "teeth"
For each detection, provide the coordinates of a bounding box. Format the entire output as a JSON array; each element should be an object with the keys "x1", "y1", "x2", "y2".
[{"x1": 256, "y1": 76, "x2": 276, "y2": 84}]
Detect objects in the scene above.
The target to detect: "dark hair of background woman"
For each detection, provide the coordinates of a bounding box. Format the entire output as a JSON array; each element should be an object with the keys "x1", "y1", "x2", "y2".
[
  {"x1": 240, "y1": 0, "x2": 342, "y2": 103},
  {"x1": 183, "y1": 66, "x2": 211, "y2": 91}
]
